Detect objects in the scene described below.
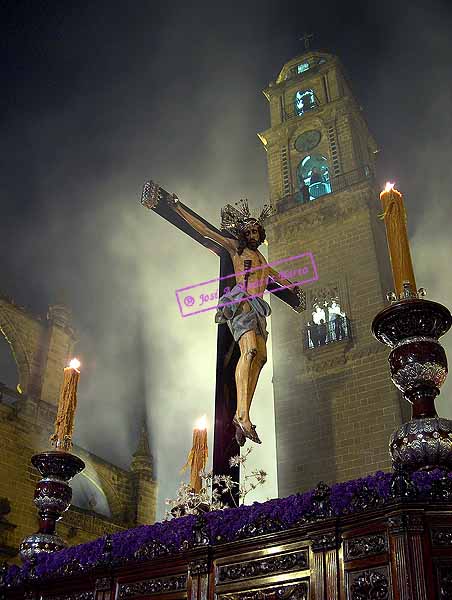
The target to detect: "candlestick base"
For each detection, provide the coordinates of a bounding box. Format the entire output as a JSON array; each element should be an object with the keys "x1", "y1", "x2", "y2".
[
  {"x1": 372, "y1": 297, "x2": 452, "y2": 472},
  {"x1": 386, "y1": 281, "x2": 427, "y2": 303},
  {"x1": 19, "y1": 451, "x2": 85, "y2": 562}
]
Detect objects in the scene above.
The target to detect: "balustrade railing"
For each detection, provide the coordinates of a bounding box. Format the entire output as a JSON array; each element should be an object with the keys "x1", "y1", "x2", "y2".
[
  {"x1": 278, "y1": 165, "x2": 373, "y2": 213},
  {"x1": 303, "y1": 316, "x2": 351, "y2": 350}
]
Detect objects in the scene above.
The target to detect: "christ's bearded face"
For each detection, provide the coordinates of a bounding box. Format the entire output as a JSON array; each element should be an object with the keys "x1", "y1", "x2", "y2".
[{"x1": 243, "y1": 223, "x2": 260, "y2": 250}]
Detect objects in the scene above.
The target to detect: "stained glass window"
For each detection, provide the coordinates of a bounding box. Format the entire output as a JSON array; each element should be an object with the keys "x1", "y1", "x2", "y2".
[
  {"x1": 297, "y1": 62, "x2": 310, "y2": 74},
  {"x1": 294, "y1": 89, "x2": 316, "y2": 116},
  {"x1": 296, "y1": 153, "x2": 332, "y2": 202}
]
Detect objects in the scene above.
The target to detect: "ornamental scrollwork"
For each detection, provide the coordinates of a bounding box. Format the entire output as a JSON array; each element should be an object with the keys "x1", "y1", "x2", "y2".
[
  {"x1": 95, "y1": 577, "x2": 111, "y2": 591},
  {"x1": 431, "y1": 528, "x2": 452, "y2": 547},
  {"x1": 0, "y1": 562, "x2": 8, "y2": 588},
  {"x1": 344, "y1": 534, "x2": 388, "y2": 561},
  {"x1": 310, "y1": 532, "x2": 340, "y2": 552},
  {"x1": 387, "y1": 512, "x2": 424, "y2": 534},
  {"x1": 217, "y1": 550, "x2": 308, "y2": 583},
  {"x1": 133, "y1": 539, "x2": 170, "y2": 561},
  {"x1": 389, "y1": 466, "x2": 418, "y2": 501},
  {"x1": 43, "y1": 593, "x2": 95, "y2": 600},
  {"x1": 217, "y1": 582, "x2": 308, "y2": 600},
  {"x1": 297, "y1": 482, "x2": 333, "y2": 524},
  {"x1": 192, "y1": 516, "x2": 210, "y2": 546},
  {"x1": 431, "y1": 475, "x2": 452, "y2": 502},
  {"x1": 54, "y1": 558, "x2": 87, "y2": 578},
  {"x1": 118, "y1": 574, "x2": 187, "y2": 599},
  {"x1": 344, "y1": 483, "x2": 384, "y2": 514},
  {"x1": 236, "y1": 515, "x2": 285, "y2": 539},
  {"x1": 189, "y1": 559, "x2": 209, "y2": 576},
  {"x1": 349, "y1": 568, "x2": 389, "y2": 600},
  {"x1": 438, "y1": 565, "x2": 452, "y2": 598}
]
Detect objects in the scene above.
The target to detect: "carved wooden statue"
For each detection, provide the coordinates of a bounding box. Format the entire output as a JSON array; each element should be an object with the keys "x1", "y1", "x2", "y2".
[
  {"x1": 170, "y1": 196, "x2": 301, "y2": 445},
  {"x1": 141, "y1": 181, "x2": 305, "y2": 453}
]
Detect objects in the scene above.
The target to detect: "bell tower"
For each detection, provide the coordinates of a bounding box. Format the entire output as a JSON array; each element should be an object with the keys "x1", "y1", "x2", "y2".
[{"x1": 259, "y1": 50, "x2": 405, "y2": 496}]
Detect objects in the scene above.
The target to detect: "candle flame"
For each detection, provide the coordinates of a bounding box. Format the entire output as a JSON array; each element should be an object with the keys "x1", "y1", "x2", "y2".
[
  {"x1": 195, "y1": 414, "x2": 207, "y2": 430},
  {"x1": 384, "y1": 181, "x2": 395, "y2": 193},
  {"x1": 69, "y1": 358, "x2": 81, "y2": 371}
]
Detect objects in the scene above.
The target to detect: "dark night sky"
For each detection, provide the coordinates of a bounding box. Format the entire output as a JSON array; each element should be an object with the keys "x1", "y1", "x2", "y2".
[{"x1": 1, "y1": 0, "x2": 452, "y2": 518}]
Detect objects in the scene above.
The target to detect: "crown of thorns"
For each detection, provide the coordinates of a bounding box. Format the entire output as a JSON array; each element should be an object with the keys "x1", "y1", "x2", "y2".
[{"x1": 220, "y1": 199, "x2": 276, "y2": 237}]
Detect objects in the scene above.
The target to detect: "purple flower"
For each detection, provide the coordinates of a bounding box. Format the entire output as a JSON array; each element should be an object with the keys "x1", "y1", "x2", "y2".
[{"x1": 4, "y1": 467, "x2": 448, "y2": 587}]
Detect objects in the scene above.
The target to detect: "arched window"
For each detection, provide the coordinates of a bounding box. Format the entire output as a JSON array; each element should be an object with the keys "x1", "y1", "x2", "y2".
[
  {"x1": 296, "y1": 154, "x2": 332, "y2": 203},
  {"x1": 71, "y1": 473, "x2": 111, "y2": 518},
  {"x1": 294, "y1": 89, "x2": 316, "y2": 116},
  {"x1": 0, "y1": 333, "x2": 18, "y2": 393},
  {"x1": 297, "y1": 62, "x2": 310, "y2": 75}
]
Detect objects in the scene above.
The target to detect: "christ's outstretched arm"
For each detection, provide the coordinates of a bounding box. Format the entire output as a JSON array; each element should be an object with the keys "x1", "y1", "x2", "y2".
[
  {"x1": 268, "y1": 266, "x2": 299, "y2": 290},
  {"x1": 170, "y1": 196, "x2": 238, "y2": 256}
]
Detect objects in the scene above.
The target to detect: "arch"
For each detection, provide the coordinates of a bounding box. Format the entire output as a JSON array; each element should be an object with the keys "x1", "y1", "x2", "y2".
[
  {"x1": 71, "y1": 472, "x2": 112, "y2": 518},
  {"x1": 74, "y1": 451, "x2": 126, "y2": 522},
  {"x1": 294, "y1": 89, "x2": 317, "y2": 116},
  {"x1": 0, "y1": 331, "x2": 19, "y2": 390},
  {"x1": 0, "y1": 302, "x2": 32, "y2": 393},
  {"x1": 296, "y1": 154, "x2": 332, "y2": 203}
]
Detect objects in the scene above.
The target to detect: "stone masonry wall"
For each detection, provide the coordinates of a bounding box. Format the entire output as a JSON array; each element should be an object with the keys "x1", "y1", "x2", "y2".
[
  {"x1": 266, "y1": 183, "x2": 403, "y2": 497},
  {"x1": 0, "y1": 296, "x2": 158, "y2": 561}
]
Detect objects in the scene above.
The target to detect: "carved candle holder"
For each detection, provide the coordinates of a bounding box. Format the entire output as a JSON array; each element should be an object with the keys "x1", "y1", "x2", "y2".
[
  {"x1": 372, "y1": 297, "x2": 452, "y2": 472},
  {"x1": 19, "y1": 451, "x2": 85, "y2": 562}
]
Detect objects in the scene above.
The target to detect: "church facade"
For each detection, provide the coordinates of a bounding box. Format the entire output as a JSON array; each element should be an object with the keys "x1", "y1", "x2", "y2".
[
  {"x1": 0, "y1": 294, "x2": 157, "y2": 560},
  {"x1": 260, "y1": 50, "x2": 406, "y2": 496}
]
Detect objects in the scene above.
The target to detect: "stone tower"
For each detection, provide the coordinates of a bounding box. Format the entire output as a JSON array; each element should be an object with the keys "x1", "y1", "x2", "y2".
[
  {"x1": 258, "y1": 49, "x2": 406, "y2": 496},
  {"x1": 130, "y1": 424, "x2": 158, "y2": 525}
]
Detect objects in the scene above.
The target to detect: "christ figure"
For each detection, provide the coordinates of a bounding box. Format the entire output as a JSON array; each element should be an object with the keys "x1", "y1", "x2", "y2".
[{"x1": 168, "y1": 195, "x2": 299, "y2": 446}]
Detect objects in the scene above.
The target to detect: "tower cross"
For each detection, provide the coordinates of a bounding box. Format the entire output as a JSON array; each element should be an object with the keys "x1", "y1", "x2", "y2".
[{"x1": 299, "y1": 32, "x2": 314, "y2": 50}]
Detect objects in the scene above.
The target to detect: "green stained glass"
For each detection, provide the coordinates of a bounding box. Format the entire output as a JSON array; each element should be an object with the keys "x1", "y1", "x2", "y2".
[{"x1": 297, "y1": 62, "x2": 310, "y2": 74}]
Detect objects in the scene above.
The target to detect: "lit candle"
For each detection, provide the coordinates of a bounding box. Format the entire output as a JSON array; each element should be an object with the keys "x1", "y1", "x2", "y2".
[
  {"x1": 50, "y1": 358, "x2": 81, "y2": 452},
  {"x1": 379, "y1": 182, "x2": 417, "y2": 298},
  {"x1": 182, "y1": 415, "x2": 208, "y2": 493}
]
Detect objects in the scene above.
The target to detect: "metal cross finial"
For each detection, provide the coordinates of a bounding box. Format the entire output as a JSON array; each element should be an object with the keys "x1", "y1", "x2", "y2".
[{"x1": 299, "y1": 32, "x2": 314, "y2": 50}]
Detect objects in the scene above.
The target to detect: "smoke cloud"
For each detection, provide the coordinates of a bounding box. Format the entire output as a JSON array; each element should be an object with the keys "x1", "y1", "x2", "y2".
[{"x1": 1, "y1": 0, "x2": 451, "y2": 519}]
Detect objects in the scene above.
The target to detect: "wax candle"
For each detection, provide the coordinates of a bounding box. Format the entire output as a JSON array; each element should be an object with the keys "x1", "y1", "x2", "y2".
[
  {"x1": 182, "y1": 415, "x2": 208, "y2": 493},
  {"x1": 50, "y1": 358, "x2": 81, "y2": 452},
  {"x1": 379, "y1": 182, "x2": 417, "y2": 298}
]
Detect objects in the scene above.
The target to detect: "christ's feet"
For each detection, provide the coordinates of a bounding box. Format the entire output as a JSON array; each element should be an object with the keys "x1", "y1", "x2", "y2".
[
  {"x1": 245, "y1": 423, "x2": 262, "y2": 444},
  {"x1": 232, "y1": 416, "x2": 246, "y2": 447},
  {"x1": 233, "y1": 415, "x2": 262, "y2": 446}
]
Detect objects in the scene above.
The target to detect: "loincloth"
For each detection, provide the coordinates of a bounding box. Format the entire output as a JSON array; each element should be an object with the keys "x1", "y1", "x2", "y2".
[{"x1": 214, "y1": 283, "x2": 271, "y2": 342}]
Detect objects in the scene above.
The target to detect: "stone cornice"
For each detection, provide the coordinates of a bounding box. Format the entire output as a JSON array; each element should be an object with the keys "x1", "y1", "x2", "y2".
[
  {"x1": 259, "y1": 96, "x2": 357, "y2": 147},
  {"x1": 266, "y1": 186, "x2": 373, "y2": 241}
]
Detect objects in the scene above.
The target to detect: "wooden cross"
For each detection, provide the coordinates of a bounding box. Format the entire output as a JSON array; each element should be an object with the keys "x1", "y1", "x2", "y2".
[{"x1": 141, "y1": 180, "x2": 305, "y2": 504}]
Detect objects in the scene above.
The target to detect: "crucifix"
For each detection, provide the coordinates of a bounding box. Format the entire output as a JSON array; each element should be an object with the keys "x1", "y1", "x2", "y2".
[{"x1": 141, "y1": 181, "x2": 305, "y2": 503}]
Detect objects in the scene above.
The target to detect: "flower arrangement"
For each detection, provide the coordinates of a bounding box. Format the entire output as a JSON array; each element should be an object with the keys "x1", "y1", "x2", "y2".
[
  {"x1": 3, "y1": 467, "x2": 452, "y2": 589},
  {"x1": 165, "y1": 447, "x2": 267, "y2": 517}
]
